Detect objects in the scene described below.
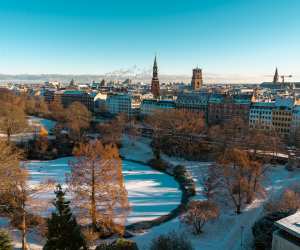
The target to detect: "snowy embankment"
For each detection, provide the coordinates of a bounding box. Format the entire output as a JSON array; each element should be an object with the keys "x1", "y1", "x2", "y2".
[
  {"x1": 133, "y1": 149, "x2": 300, "y2": 250},
  {"x1": 120, "y1": 135, "x2": 154, "y2": 163},
  {"x1": 0, "y1": 116, "x2": 56, "y2": 142}
]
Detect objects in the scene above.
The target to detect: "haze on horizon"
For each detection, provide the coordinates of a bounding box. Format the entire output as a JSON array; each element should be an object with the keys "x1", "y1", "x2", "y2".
[{"x1": 0, "y1": 0, "x2": 300, "y2": 82}]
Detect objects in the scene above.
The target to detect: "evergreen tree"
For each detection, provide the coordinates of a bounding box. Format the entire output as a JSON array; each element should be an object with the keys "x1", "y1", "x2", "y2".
[
  {"x1": 44, "y1": 184, "x2": 87, "y2": 250},
  {"x1": 0, "y1": 230, "x2": 13, "y2": 250}
]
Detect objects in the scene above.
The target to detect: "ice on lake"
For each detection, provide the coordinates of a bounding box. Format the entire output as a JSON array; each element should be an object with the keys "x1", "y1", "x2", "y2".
[{"x1": 25, "y1": 157, "x2": 181, "y2": 224}]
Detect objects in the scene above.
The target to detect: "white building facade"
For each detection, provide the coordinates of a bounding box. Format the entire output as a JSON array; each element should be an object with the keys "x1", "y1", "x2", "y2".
[
  {"x1": 249, "y1": 101, "x2": 274, "y2": 131},
  {"x1": 106, "y1": 93, "x2": 140, "y2": 116}
]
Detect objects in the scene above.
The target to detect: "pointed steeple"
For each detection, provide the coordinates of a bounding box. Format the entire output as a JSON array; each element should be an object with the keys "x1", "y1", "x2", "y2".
[
  {"x1": 151, "y1": 55, "x2": 160, "y2": 98},
  {"x1": 273, "y1": 67, "x2": 279, "y2": 83},
  {"x1": 153, "y1": 55, "x2": 158, "y2": 77}
]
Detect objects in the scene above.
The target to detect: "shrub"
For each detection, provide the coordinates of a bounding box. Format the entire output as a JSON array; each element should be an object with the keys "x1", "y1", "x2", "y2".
[
  {"x1": 0, "y1": 230, "x2": 13, "y2": 250},
  {"x1": 96, "y1": 238, "x2": 138, "y2": 250},
  {"x1": 149, "y1": 231, "x2": 193, "y2": 250},
  {"x1": 252, "y1": 211, "x2": 294, "y2": 250},
  {"x1": 181, "y1": 200, "x2": 219, "y2": 234},
  {"x1": 173, "y1": 165, "x2": 186, "y2": 178},
  {"x1": 148, "y1": 159, "x2": 168, "y2": 171},
  {"x1": 264, "y1": 188, "x2": 300, "y2": 213}
]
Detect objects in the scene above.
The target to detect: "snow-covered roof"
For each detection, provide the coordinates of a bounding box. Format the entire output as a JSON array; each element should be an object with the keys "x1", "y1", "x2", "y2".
[{"x1": 275, "y1": 212, "x2": 300, "y2": 238}]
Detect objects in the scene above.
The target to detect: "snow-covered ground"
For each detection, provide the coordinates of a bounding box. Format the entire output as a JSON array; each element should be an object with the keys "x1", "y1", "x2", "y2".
[
  {"x1": 28, "y1": 116, "x2": 56, "y2": 133},
  {"x1": 120, "y1": 136, "x2": 300, "y2": 250},
  {"x1": 133, "y1": 153, "x2": 300, "y2": 250},
  {"x1": 4, "y1": 134, "x2": 300, "y2": 250},
  {"x1": 0, "y1": 116, "x2": 56, "y2": 142},
  {"x1": 120, "y1": 135, "x2": 153, "y2": 163}
]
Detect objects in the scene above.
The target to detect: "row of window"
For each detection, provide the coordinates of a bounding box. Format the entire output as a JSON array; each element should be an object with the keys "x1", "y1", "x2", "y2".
[
  {"x1": 250, "y1": 110, "x2": 272, "y2": 114},
  {"x1": 273, "y1": 117, "x2": 292, "y2": 122},
  {"x1": 272, "y1": 122, "x2": 290, "y2": 128},
  {"x1": 250, "y1": 115, "x2": 272, "y2": 120}
]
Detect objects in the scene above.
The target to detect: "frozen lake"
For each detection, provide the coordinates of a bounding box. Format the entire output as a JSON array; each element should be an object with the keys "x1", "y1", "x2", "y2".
[{"x1": 25, "y1": 157, "x2": 181, "y2": 224}]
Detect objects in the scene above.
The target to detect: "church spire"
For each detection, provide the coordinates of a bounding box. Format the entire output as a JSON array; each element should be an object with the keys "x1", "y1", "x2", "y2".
[
  {"x1": 273, "y1": 67, "x2": 279, "y2": 83},
  {"x1": 151, "y1": 55, "x2": 160, "y2": 98}
]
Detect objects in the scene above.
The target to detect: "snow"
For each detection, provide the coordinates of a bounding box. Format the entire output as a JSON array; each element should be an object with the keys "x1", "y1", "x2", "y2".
[
  {"x1": 6, "y1": 155, "x2": 181, "y2": 249},
  {"x1": 27, "y1": 116, "x2": 56, "y2": 133},
  {"x1": 120, "y1": 135, "x2": 153, "y2": 163},
  {"x1": 24, "y1": 157, "x2": 181, "y2": 224},
  {"x1": 0, "y1": 116, "x2": 56, "y2": 142},
  {"x1": 133, "y1": 155, "x2": 300, "y2": 250},
  {"x1": 5, "y1": 134, "x2": 300, "y2": 250},
  {"x1": 117, "y1": 136, "x2": 300, "y2": 250}
]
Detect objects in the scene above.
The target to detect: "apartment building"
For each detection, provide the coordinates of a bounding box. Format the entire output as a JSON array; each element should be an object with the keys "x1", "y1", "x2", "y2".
[
  {"x1": 291, "y1": 105, "x2": 300, "y2": 146},
  {"x1": 271, "y1": 96, "x2": 294, "y2": 138},
  {"x1": 208, "y1": 94, "x2": 252, "y2": 124},
  {"x1": 105, "y1": 93, "x2": 140, "y2": 116},
  {"x1": 140, "y1": 99, "x2": 175, "y2": 116},
  {"x1": 175, "y1": 92, "x2": 209, "y2": 115},
  {"x1": 249, "y1": 101, "x2": 274, "y2": 131}
]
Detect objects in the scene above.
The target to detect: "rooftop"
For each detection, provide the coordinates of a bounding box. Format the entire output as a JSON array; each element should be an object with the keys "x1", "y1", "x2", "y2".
[{"x1": 275, "y1": 212, "x2": 300, "y2": 239}]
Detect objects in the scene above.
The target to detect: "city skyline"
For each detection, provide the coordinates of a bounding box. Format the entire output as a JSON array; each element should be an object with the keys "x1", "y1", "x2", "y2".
[{"x1": 0, "y1": 0, "x2": 300, "y2": 82}]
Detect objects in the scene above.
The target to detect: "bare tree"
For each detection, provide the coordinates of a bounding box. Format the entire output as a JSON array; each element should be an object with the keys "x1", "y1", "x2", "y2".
[
  {"x1": 12, "y1": 171, "x2": 54, "y2": 250},
  {"x1": 217, "y1": 148, "x2": 250, "y2": 214},
  {"x1": 0, "y1": 99, "x2": 27, "y2": 143},
  {"x1": 126, "y1": 118, "x2": 140, "y2": 146},
  {"x1": 208, "y1": 117, "x2": 248, "y2": 155},
  {"x1": 48, "y1": 99, "x2": 65, "y2": 122},
  {"x1": 69, "y1": 140, "x2": 129, "y2": 238},
  {"x1": 97, "y1": 114, "x2": 127, "y2": 145},
  {"x1": 0, "y1": 141, "x2": 53, "y2": 250},
  {"x1": 264, "y1": 186, "x2": 300, "y2": 213},
  {"x1": 0, "y1": 140, "x2": 23, "y2": 195},
  {"x1": 34, "y1": 98, "x2": 49, "y2": 117},
  {"x1": 65, "y1": 102, "x2": 92, "y2": 141},
  {"x1": 181, "y1": 200, "x2": 219, "y2": 234},
  {"x1": 200, "y1": 166, "x2": 221, "y2": 201},
  {"x1": 146, "y1": 109, "x2": 206, "y2": 160}
]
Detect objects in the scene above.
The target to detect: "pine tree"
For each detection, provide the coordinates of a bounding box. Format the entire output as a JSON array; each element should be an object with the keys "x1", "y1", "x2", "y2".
[
  {"x1": 0, "y1": 230, "x2": 13, "y2": 250},
  {"x1": 43, "y1": 184, "x2": 87, "y2": 250}
]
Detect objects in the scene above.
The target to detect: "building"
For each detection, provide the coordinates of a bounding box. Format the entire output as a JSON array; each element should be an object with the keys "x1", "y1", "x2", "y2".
[
  {"x1": 208, "y1": 94, "x2": 252, "y2": 124},
  {"x1": 151, "y1": 56, "x2": 160, "y2": 98},
  {"x1": 44, "y1": 89, "x2": 56, "y2": 102},
  {"x1": 141, "y1": 99, "x2": 175, "y2": 116},
  {"x1": 272, "y1": 212, "x2": 300, "y2": 250},
  {"x1": 249, "y1": 101, "x2": 274, "y2": 131},
  {"x1": 272, "y1": 96, "x2": 294, "y2": 138},
  {"x1": 176, "y1": 92, "x2": 209, "y2": 116},
  {"x1": 92, "y1": 92, "x2": 108, "y2": 113},
  {"x1": 191, "y1": 68, "x2": 203, "y2": 91},
  {"x1": 54, "y1": 90, "x2": 95, "y2": 111},
  {"x1": 291, "y1": 105, "x2": 300, "y2": 146},
  {"x1": 105, "y1": 93, "x2": 140, "y2": 116},
  {"x1": 44, "y1": 89, "x2": 95, "y2": 111}
]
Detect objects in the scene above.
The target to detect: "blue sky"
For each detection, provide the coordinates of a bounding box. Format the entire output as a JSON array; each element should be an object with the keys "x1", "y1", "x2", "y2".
[{"x1": 0, "y1": 0, "x2": 299, "y2": 80}]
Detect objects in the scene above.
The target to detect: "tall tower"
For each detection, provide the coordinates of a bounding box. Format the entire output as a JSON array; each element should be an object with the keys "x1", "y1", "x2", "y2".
[
  {"x1": 273, "y1": 67, "x2": 279, "y2": 83},
  {"x1": 191, "y1": 68, "x2": 203, "y2": 91},
  {"x1": 151, "y1": 56, "x2": 160, "y2": 98}
]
